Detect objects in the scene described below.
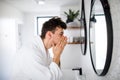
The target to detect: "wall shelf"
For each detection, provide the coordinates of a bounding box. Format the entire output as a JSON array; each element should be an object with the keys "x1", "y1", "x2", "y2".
[
  {"x1": 66, "y1": 26, "x2": 84, "y2": 44},
  {"x1": 67, "y1": 42, "x2": 80, "y2": 44},
  {"x1": 67, "y1": 41, "x2": 93, "y2": 44},
  {"x1": 67, "y1": 42, "x2": 85, "y2": 44},
  {"x1": 67, "y1": 26, "x2": 83, "y2": 29}
]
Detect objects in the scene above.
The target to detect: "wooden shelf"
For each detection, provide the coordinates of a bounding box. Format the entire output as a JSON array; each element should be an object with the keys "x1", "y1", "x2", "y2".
[
  {"x1": 67, "y1": 26, "x2": 83, "y2": 29},
  {"x1": 66, "y1": 26, "x2": 85, "y2": 44},
  {"x1": 67, "y1": 42, "x2": 85, "y2": 44},
  {"x1": 67, "y1": 42, "x2": 80, "y2": 44},
  {"x1": 67, "y1": 42, "x2": 93, "y2": 44}
]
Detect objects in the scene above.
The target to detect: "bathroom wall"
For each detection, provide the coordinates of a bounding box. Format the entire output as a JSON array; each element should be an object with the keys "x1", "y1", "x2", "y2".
[
  {"x1": 0, "y1": 1, "x2": 23, "y2": 60},
  {"x1": 0, "y1": 1, "x2": 23, "y2": 79},
  {"x1": 0, "y1": 1, "x2": 23, "y2": 24},
  {"x1": 0, "y1": 1, "x2": 24, "y2": 51}
]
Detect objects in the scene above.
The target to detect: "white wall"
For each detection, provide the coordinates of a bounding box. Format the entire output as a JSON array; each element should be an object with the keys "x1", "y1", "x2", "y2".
[
  {"x1": 0, "y1": 1, "x2": 23, "y2": 53},
  {"x1": 0, "y1": 1, "x2": 23, "y2": 79},
  {"x1": 0, "y1": 1, "x2": 23, "y2": 24},
  {"x1": 0, "y1": 1, "x2": 24, "y2": 50}
]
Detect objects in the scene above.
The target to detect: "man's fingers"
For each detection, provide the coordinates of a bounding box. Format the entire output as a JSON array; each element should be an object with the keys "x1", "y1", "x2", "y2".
[{"x1": 60, "y1": 36, "x2": 67, "y2": 47}]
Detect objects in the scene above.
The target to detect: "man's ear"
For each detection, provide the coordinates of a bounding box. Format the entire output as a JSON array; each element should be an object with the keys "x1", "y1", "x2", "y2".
[{"x1": 46, "y1": 31, "x2": 53, "y2": 39}]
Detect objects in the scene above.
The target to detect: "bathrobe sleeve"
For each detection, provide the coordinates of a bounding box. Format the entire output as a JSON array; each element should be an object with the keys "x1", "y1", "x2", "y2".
[{"x1": 49, "y1": 62, "x2": 63, "y2": 80}]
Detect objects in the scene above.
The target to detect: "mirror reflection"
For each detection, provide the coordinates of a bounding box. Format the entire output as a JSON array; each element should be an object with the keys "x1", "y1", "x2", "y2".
[{"x1": 90, "y1": 0, "x2": 107, "y2": 74}]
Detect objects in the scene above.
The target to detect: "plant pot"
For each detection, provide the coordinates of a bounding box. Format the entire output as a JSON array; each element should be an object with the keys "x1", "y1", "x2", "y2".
[{"x1": 67, "y1": 21, "x2": 79, "y2": 27}]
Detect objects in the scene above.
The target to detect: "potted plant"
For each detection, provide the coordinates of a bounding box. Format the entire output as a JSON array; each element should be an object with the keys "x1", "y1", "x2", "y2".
[{"x1": 64, "y1": 9, "x2": 79, "y2": 23}]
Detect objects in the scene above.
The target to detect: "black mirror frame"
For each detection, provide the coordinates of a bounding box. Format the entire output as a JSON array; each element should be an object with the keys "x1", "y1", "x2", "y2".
[
  {"x1": 80, "y1": 0, "x2": 87, "y2": 55},
  {"x1": 89, "y1": 0, "x2": 113, "y2": 76}
]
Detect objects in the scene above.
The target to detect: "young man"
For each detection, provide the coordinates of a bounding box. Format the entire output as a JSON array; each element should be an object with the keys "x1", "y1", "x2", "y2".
[{"x1": 12, "y1": 17, "x2": 67, "y2": 80}]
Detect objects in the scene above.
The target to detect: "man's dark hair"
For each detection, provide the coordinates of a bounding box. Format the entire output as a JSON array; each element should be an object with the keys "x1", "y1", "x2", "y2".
[{"x1": 40, "y1": 17, "x2": 67, "y2": 39}]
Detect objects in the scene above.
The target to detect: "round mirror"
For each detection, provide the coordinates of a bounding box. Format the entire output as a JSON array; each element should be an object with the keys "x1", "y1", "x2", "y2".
[
  {"x1": 80, "y1": 0, "x2": 87, "y2": 55},
  {"x1": 89, "y1": 0, "x2": 113, "y2": 76}
]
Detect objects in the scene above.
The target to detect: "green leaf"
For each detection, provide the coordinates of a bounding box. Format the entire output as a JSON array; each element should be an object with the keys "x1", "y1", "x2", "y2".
[{"x1": 64, "y1": 9, "x2": 79, "y2": 23}]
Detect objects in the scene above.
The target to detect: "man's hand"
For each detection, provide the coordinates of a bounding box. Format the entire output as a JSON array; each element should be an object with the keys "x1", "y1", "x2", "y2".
[{"x1": 52, "y1": 36, "x2": 67, "y2": 65}]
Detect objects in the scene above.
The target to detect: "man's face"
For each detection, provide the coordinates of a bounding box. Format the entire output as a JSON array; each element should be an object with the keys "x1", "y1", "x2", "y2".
[{"x1": 52, "y1": 27, "x2": 64, "y2": 45}]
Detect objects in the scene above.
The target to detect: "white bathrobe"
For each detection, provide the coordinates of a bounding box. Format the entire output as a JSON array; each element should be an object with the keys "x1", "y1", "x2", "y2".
[{"x1": 12, "y1": 36, "x2": 62, "y2": 80}]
